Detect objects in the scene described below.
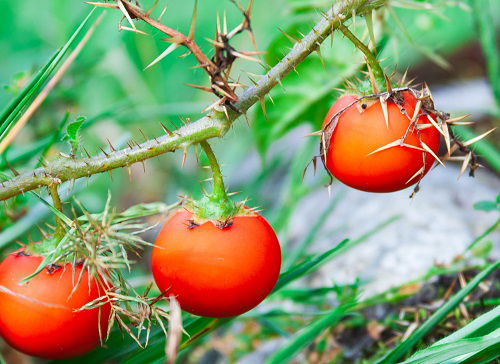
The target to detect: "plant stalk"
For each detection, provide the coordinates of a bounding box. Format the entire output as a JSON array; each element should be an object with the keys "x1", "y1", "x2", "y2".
[
  {"x1": 337, "y1": 23, "x2": 386, "y2": 92},
  {"x1": 48, "y1": 184, "x2": 65, "y2": 239},
  {"x1": 199, "y1": 141, "x2": 228, "y2": 202}
]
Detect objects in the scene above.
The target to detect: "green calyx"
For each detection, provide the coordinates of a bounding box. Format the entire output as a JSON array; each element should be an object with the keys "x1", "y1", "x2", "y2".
[
  {"x1": 187, "y1": 193, "x2": 246, "y2": 223},
  {"x1": 24, "y1": 235, "x2": 61, "y2": 257},
  {"x1": 191, "y1": 140, "x2": 253, "y2": 224}
]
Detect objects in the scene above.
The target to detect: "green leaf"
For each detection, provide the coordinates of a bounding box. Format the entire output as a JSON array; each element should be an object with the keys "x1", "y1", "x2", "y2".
[
  {"x1": 375, "y1": 261, "x2": 500, "y2": 364},
  {"x1": 265, "y1": 301, "x2": 357, "y2": 364},
  {"x1": 434, "y1": 306, "x2": 500, "y2": 346},
  {"x1": 466, "y1": 218, "x2": 500, "y2": 251},
  {"x1": 273, "y1": 239, "x2": 349, "y2": 292},
  {"x1": 473, "y1": 200, "x2": 498, "y2": 212},
  {"x1": 64, "y1": 117, "x2": 85, "y2": 142},
  {"x1": 401, "y1": 306, "x2": 500, "y2": 364},
  {"x1": 471, "y1": 0, "x2": 500, "y2": 112},
  {"x1": 0, "y1": 53, "x2": 58, "y2": 128},
  {"x1": 400, "y1": 329, "x2": 500, "y2": 364},
  {"x1": 0, "y1": 9, "x2": 96, "y2": 144},
  {"x1": 63, "y1": 116, "x2": 86, "y2": 156}
]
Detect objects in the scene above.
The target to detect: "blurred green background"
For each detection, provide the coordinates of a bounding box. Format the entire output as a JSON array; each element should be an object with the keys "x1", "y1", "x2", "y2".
[
  {"x1": 0, "y1": 0, "x2": 499, "y2": 362},
  {"x1": 1, "y1": 0, "x2": 498, "y2": 238}
]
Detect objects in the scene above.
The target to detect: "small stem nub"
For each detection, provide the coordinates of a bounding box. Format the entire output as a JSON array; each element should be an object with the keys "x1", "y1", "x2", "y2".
[
  {"x1": 200, "y1": 141, "x2": 229, "y2": 202},
  {"x1": 48, "y1": 184, "x2": 65, "y2": 239},
  {"x1": 338, "y1": 23, "x2": 386, "y2": 92}
]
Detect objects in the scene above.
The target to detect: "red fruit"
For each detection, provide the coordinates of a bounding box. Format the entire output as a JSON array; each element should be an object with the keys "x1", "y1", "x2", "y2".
[
  {"x1": 0, "y1": 252, "x2": 111, "y2": 360},
  {"x1": 151, "y1": 210, "x2": 281, "y2": 318},
  {"x1": 322, "y1": 92, "x2": 441, "y2": 193}
]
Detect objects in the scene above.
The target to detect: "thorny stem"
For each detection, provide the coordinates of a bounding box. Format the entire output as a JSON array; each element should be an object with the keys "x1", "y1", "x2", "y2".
[
  {"x1": 48, "y1": 183, "x2": 65, "y2": 239},
  {"x1": 199, "y1": 141, "x2": 228, "y2": 203},
  {"x1": 337, "y1": 23, "x2": 385, "y2": 92},
  {"x1": 121, "y1": 2, "x2": 215, "y2": 73},
  {"x1": 0, "y1": 0, "x2": 387, "y2": 201},
  {"x1": 120, "y1": 0, "x2": 237, "y2": 101}
]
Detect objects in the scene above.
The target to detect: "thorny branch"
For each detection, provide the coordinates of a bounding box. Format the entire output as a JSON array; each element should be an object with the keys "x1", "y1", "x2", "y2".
[{"x1": 0, "y1": 0, "x2": 387, "y2": 201}]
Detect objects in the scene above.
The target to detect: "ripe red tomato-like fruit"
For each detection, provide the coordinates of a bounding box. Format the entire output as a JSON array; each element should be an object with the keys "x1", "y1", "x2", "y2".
[
  {"x1": 322, "y1": 92, "x2": 441, "y2": 192},
  {"x1": 0, "y1": 252, "x2": 111, "y2": 360},
  {"x1": 151, "y1": 210, "x2": 281, "y2": 318}
]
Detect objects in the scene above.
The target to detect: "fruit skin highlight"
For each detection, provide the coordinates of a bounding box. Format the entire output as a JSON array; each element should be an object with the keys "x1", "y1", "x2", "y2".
[
  {"x1": 322, "y1": 92, "x2": 441, "y2": 193},
  {"x1": 0, "y1": 252, "x2": 111, "y2": 360},
  {"x1": 152, "y1": 209, "x2": 282, "y2": 318}
]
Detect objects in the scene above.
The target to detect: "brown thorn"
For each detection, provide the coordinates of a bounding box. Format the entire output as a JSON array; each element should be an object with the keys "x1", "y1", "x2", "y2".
[
  {"x1": 380, "y1": 96, "x2": 389, "y2": 128},
  {"x1": 446, "y1": 114, "x2": 471, "y2": 123},
  {"x1": 98, "y1": 146, "x2": 110, "y2": 157},
  {"x1": 145, "y1": 43, "x2": 179, "y2": 69},
  {"x1": 145, "y1": 0, "x2": 158, "y2": 17},
  {"x1": 367, "y1": 139, "x2": 401, "y2": 156},
  {"x1": 410, "y1": 100, "x2": 422, "y2": 124},
  {"x1": 316, "y1": 48, "x2": 325, "y2": 69},
  {"x1": 5, "y1": 161, "x2": 20, "y2": 176},
  {"x1": 157, "y1": 6, "x2": 167, "y2": 22},
  {"x1": 118, "y1": 25, "x2": 147, "y2": 35},
  {"x1": 187, "y1": 0, "x2": 198, "y2": 41},
  {"x1": 462, "y1": 128, "x2": 496, "y2": 147},
  {"x1": 85, "y1": 2, "x2": 119, "y2": 9},
  {"x1": 428, "y1": 115, "x2": 450, "y2": 154},
  {"x1": 181, "y1": 147, "x2": 188, "y2": 168},
  {"x1": 401, "y1": 143, "x2": 425, "y2": 152},
  {"x1": 106, "y1": 139, "x2": 116, "y2": 152},
  {"x1": 117, "y1": 0, "x2": 136, "y2": 30},
  {"x1": 278, "y1": 28, "x2": 299, "y2": 44},
  {"x1": 458, "y1": 152, "x2": 472, "y2": 179},
  {"x1": 138, "y1": 128, "x2": 148, "y2": 142},
  {"x1": 160, "y1": 122, "x2": 175, "y2": 137},
  {"x1": 384, "y1": 74, "x2": 393, "y2": 94},
  {"x1": 259, "y1": 98, "x2": 267, "y2": 120},
  {"x1": 421, "y1": 141, "x2": 444, "y2": 166},
  {"x1": 305, "y1": 131, "x2": 322, "y2": 137},
  {"x1": 222, "y1": 106, "x2": 230, "y2": 121}
]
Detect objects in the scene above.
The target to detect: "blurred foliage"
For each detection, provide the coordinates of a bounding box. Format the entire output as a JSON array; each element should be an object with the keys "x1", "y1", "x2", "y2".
[{"x1": 0, "y1": 0, "x2": 499, "y2": 363}]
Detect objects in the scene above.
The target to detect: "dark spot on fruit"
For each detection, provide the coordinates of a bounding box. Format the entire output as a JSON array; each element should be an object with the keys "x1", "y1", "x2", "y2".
[
  {"x1": 46, "y1": 264, "x2": 62, "y2": 274},
  {"x1": 216, "y1": 219, "x2": 233, "y2": 229},
  {"x1": 187, "y1": 220, "x2": 199, "y2": 229},
  {"x1": 361, "y1": 104, "x2": 367, "y2": 109},
  {"x1": 15, "y1": 250, "x2": 30, "y2": 257}
]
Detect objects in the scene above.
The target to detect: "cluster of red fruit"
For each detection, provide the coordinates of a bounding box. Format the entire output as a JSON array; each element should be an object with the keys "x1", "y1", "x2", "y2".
[{"x1": 0, "y1": 90, "x2": 441, "y2": 359}]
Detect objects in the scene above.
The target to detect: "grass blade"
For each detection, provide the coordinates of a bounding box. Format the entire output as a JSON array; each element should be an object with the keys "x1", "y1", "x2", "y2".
[
  {"x1": 273, "y1": 239, "x2": 349, "y2": 292},
  {"x1": 400, "y1": 329, "x2": 500, "y2": 364},
  {"x1": 0, "y1": 9, "x2": 96, "y2": 146},
  {"x1": 434, "y1": 306, "x2": 500, "y2": 345},
  {"x1": 375, "y1": 261, "x2": 500, "y2": 363},
  {"x1": 0, "y1": 52, "x2": 58, "y2": 126},
  {"x1": 265, "y1": 301, "x2": 356, "y2": 364},
  {"x1": 471, "y1": 0, "x2": 500, "y2": 111}
]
